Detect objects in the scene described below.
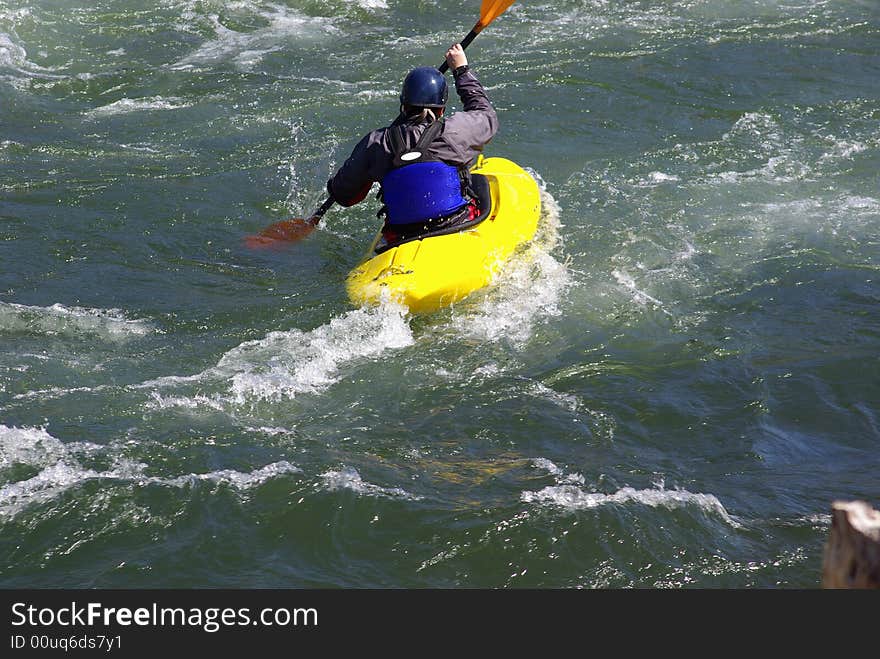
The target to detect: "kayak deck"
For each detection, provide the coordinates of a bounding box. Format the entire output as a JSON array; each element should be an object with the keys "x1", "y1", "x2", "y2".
[{"x1": 345, "y1": 156, "x2": 541, "y2": 313}]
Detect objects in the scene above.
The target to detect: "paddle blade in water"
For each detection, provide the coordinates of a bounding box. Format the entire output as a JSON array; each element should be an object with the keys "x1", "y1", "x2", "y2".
[
  {"x1": 479, "y1": 0, "x2": 516, "y2": 27},
  {"x1": 243, "y1": 218, "x2": 317, "y2": 249}
]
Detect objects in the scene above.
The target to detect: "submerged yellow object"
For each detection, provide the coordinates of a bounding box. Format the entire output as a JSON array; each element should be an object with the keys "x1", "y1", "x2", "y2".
[{"x1": 345, "y1": 157, "x2": 541, "y2": 314}]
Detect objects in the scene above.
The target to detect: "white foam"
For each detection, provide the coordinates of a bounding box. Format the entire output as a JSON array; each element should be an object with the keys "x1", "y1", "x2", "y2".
[
  {"x1": 0, "y1": 458, "x2": 301, "y2": 519},
  {"x1": 529, "y1": 382, "x2": 580, "y2": 412},
  {"x1": 135, "y1": 373, "x2": 208, "y2": 390},
  {"x1": 0, "y1": 425, "x2": 67, "y2": 471},
  {"x1": 164, "y1": 461, "x2": 301, "y2": 489},
  {"x1": 818, "y1": 136, "x2": 870, "y2": 165},
  {"x1": 0, "y1": 424, "x2": 302, "y2": 518},
  {"x1": 84, "y1": 96, "x2": 192, "y2": 118},
  {"x1": 224, "y1": 301, "x2": 413, "y2": 402},
  {"x1": 145, "y1": 392, "x2": 228, "y2": 413},
  {"x1": 0, "y1": 30, "x2": 63, "y2": 87},
  {"x1": 646, "y1": 171, "x2": 680, "y2": 184},
  {"x1": 354, "y1": 89, "x2": 397, "y2": 101},
  {"x1": 449, "y1": 187, "x2": 569, "y2": 345},
  {"x1": 723, "y1": 112, "x2": 782, "y2": 147},
  {"x1": 12, "y1": 384, "x2": 113, "y2": 402},
  {"x1": 321, "y1": 466, "x2": 419, "y2": 500},
  {"x1": 473, "y1": 362, "x2": 502, "y2": 379},
  {"x1": 746, "y1": 194, "x2": 880, "y2": 240},
  {"x1": 170, "y1": 5, "x2": 336, "y2": 71},
  {"x1": 532, "y1": 457, "x2": 565, "y2": 476},
  {"x1": 839, "y1": 195, "x2": 879, "y2": 211},
  {"x1": 676, "y1": 241, "x2": 697, "y2": 261},
  {"x1": 612, "y1": 269, "x2": 672, "y2": 314},
  {"x1": 710, "y1": 156, "x2": 809, "y2": 185},
  {"x1": 0, "y1": 425, "x2": 139, "y2": 518},
  {"x1": 0, "y1": 302, "x2": 153, "y2": 339},
  {"x1": 0, "y1": 461, "x2": 106, "y2": 517},
  {"x1": 243, "y1": 426, "x2": 292, "y2": 437},
  {"x1": 522, "y1": 482, "x2": 739, "y2": 527},
  {"x1": 530, "y1": 457, "x2": 585, "y2": 485},
  {"x1": 801, "y1": 514, "x2": 832, "y2": 528},
  {"x1": 132, "y1": 301, "x2": 412, "y2": 413}
]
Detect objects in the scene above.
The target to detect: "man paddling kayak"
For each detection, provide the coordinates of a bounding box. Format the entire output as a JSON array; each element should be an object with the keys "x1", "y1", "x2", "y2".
[
  {"x1": 243, "y1": 3, "x2": 517, "y2": 248},
  {"x1": 327, "y1": 44, "x2": 498, "y2": 243}
]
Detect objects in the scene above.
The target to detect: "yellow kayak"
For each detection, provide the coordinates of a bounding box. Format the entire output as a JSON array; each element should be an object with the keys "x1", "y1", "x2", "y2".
[{"x1": 346, "y1": 156, "x2": 541, "y2": 313}]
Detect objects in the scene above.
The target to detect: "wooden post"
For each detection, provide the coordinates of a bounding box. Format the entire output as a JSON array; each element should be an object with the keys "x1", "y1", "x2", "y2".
[{"x1": 822, "y1": 500, "x2": 880, "y2": 589}]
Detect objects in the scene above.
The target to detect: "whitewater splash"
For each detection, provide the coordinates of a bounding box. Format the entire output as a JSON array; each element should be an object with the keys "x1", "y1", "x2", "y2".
[
  {"x1": 321, "y1": 467, "x2": 419, "y2": 500},
  {"x1": 4, "y1": 298, "x2": 414, "y2": 415},
  {"x1": 612, "y1": 269, "x2": 674, "y2": 317},
  {"x1": 50, "y1": 182, "x2": 572, "y2": 415},
  {"x1": 0, "y1": 302, "x2": 154, "y2": 340},
  {"x1": 522, "y1": 458, "x2": 739, "y2": 527},
  {"x1": 0, "y1": 425, "x2": 301, "y2": 520},
  {"x1": 146, "y1": 298, "x2": 413, "y2": 409},
  {"x1": 84, "y1": 96, "x2": 193, "y2": 118},
  {"x1": 0, "y1": 28, "x2": 64, "y2": 89},
  {"x1": 170, "y1": 4, "x2": 338, "y2": 72},
  {"x1": 225, "y1": 300, "x2": 413, "y2": 403},
  {"x1": 448, "y1": 183, "x2": 570, "y2": 345},
  {"x1": 0, "y1": 423, "x2": 425, "y2": 520}
]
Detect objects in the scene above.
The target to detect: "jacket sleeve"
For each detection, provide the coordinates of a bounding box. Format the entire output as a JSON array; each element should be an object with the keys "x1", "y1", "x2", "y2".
[
  {"x1": 438, "y1": 70, "x2": 498, "y2": 166},
  {"x1": 455, "y1": 69, "x2": 496, "y2": 118},
  {"x1": 327, "y1": 132, "x2": 379, "y2": 207}
]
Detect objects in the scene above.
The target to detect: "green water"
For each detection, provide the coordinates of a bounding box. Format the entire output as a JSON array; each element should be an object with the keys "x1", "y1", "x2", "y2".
[{"x1": 1, "y1": 0, "x2": 878, "y2": 588}]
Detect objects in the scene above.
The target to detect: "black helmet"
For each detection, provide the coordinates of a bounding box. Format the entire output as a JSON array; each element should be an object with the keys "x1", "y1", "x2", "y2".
[{"x1": 400, "y1": 66, "x2": 448, "y2": 109}]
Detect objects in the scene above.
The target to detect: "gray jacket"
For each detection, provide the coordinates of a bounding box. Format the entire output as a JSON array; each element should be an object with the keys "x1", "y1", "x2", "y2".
[{"x1": 327, "y1": 69, "x2": 498, "y2": 207}]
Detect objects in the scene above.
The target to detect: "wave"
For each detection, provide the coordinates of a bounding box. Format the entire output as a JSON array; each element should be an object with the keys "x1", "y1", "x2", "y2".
[
  {"x1": 0, "y1": 302, "x2": 154, "y2": 340},
  {"x1": 0, "y1": 425, "x2": 73, "y2": 473},
  {"x1": 0, "y1": 424, "x2": 300, "y2": 520},
  {"x1": 1, "y1": 430, "x2": 422, "y2": 520},
  {"x1": 224, "y1": 301, "x2": 412, "y2": 403},
  {"x1": 161, "y1": 461, "x2": 301, "y2": 489},
  {"x1": 522, "y1": 481, "x2": 739, "y2": 527},
  {"x1": 139, "y1": 299, "x2": 412, "y2": 410},
  {"x1": 84, "y1": 96, "x2": 193, "y2": 118},
  {"x1": 523, "y1": 458, "x2": 739, "y2": 526},
  {"x1": 448, "y1": 185, "x2": 570, "y2": 345},
  {"x1": 0, "y1": 425, "x2": 123, "y2": 518},
  {"x1": 7, "y1": 299, "x2": 414, "y2": 413},
  {"x1": 170, "y1": 4, "x2": 337, "y2": 72},
  {"x1": 530, "y1": 457, "x2": 586, "y2": 485},
  {"x1": 321, "y1": 467, "x2": 419, "y2": 500},
  {"x1": 0, "y1": 29, "x2": 65, "y2": 88}
]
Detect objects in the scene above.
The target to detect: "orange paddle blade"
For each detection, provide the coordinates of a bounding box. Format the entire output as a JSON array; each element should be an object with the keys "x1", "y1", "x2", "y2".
[
  {"x1": 479, "y1": 0, "x2": 516, "y2": 27},
  {"x1": 243, "y1": 217, "x2": 318, "y2": 249}
]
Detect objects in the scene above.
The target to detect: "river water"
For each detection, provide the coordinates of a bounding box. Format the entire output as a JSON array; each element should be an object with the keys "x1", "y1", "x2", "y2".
[{"x1": 1, "y1": 0, "x2": 878, "y2": 588}]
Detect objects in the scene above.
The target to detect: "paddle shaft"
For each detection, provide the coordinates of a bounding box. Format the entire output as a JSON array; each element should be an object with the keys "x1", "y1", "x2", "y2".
[{"x1": 308, "y1": 196, "x2": 336, "y2": 225}]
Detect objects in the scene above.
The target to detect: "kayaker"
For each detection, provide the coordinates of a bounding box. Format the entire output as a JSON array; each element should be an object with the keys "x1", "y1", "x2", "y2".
[{"x1": 326, "y1": 43, "x2": 498, "y2": 242}]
